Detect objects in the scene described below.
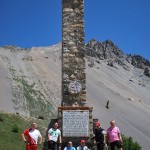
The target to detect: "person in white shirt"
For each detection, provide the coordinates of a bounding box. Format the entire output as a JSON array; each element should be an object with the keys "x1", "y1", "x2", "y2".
[
  {"x1": 77, "y1": 140, "x2": 89, "y2": 150},
  {"x1": 48, "y1": 122, "x2": 62, "y2": 150},
  {"x1": 21, "y1": 122, "x2": 42, "y2": 150}
]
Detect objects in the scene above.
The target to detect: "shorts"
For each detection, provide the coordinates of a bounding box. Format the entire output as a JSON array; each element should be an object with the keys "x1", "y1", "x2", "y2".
[{"x1": 110, "y1": 140, "x2": 123, "y2": 150}]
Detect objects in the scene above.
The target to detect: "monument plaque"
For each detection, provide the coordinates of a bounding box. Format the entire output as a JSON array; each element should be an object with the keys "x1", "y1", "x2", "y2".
[{"x1": 62, "y1": 110, "x2": 89, "y2": 137}]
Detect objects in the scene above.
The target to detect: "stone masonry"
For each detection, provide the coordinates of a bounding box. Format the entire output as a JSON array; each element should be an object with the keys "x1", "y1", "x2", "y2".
[{"x1": 62, "y1": 0, "x2": 86, "y2": 106}]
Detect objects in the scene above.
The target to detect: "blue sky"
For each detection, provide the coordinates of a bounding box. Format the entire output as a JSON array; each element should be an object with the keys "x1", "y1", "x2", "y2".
[{"x1": 0, "y1": 0, "x2": 150, "y2": 60}]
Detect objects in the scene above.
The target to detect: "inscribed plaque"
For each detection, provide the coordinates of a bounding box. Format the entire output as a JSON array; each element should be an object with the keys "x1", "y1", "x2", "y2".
[{"x1": 62, "y1": 110, "x2": 89, "y2": 137}]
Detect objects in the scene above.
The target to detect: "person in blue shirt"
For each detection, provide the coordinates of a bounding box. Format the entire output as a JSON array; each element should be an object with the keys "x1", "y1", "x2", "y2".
[{"x1": 64, "y1": 141, "x2": 76, "y2": 150}]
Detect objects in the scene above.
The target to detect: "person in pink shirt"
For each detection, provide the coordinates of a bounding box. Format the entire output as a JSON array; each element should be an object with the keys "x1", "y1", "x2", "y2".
[{"x1": 107, "y1": 120, "x2": 123, "y2": 150}]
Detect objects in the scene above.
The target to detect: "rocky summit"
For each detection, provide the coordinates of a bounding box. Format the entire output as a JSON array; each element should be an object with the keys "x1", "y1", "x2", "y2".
[{"x1": 0, "y1": 40, "x2": 150, "y2": 149}]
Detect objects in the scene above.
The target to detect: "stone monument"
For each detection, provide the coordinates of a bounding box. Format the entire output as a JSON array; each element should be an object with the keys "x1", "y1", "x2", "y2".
[
  {"x1": 62, "y1": 0, "x2": 86, "y2": 105},
  {"x1": 58, "y1": 0, "x2": 94, "y2": 147}
]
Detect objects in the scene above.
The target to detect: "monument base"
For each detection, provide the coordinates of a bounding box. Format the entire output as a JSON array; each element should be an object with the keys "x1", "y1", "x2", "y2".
[{"x1": 58, "y1": 106, "x2": 94, "y2": 149}]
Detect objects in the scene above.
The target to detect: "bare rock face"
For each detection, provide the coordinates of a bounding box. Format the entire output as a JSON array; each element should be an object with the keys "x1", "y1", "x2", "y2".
[
  {"x1": 86, "y1": 39, "x2": 150, "y2": 75},
  {"x1": 0, "y1": 44, "x2": 62, "y2": 119},
  {"x1": 144, "y1": 67, "x2": 150, "y2": 77}
]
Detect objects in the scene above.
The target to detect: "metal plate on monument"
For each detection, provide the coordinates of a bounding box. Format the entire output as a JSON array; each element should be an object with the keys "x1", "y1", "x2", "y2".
[{"x1": 62, "y1": 110, "x2": 89, "y2": 137}]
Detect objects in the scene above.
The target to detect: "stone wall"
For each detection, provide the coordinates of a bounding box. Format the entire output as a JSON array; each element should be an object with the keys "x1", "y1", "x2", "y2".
[{"x1": 62, "y1": 0, "x2": 86, "y2": 106}]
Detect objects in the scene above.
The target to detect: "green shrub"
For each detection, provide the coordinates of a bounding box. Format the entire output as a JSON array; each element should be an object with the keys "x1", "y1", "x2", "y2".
[
  {"x1": 12, "y1": 124, "x2": 19, "y2": 133},
  {"x1": 122, "y1": 135, "x2": 142, "y2": 150},
  {"x1": 107, "y1": 134, "x2": 142, "y2": 150},
  {"x1": 0, "y1": 115, "x2": 4, "y2": 122}
]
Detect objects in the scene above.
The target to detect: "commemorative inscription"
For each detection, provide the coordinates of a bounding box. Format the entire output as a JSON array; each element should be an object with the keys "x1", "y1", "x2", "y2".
[{"x1": 62, "y1": 110, "x2": 89, "y2": 137}]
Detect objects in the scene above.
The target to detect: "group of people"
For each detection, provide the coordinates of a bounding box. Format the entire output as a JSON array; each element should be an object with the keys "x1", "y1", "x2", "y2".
[{"x1": 21, "y1": 120, "x2": 123, "y2": 150}]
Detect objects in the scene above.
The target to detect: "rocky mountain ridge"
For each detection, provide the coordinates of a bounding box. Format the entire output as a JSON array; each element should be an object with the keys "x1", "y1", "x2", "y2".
[{"x1": 86, "y1": 39, "x2": 150, "y2": 76}]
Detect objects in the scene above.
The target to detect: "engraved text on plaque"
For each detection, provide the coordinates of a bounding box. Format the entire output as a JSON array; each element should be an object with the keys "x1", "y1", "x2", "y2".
[{"x1": 63, "y1": 110, "x2": 89, "y2": 137}]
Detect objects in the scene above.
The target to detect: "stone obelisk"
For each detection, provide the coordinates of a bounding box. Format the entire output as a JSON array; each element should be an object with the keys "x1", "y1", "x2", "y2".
[
  {"x1": 59, "y1": 0, "x2": 93, "y2": 147},
  {"x1": 62, "y1": 0, "x2": 86, "y2": 106}
]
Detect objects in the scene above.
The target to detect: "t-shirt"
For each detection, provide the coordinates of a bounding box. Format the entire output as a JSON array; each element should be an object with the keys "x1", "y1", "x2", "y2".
[
  {"x1": 107, "y1": 126, "x2": 120, "y2": 143},
  {"x1": 77, "y1": 146, "x2": 89, "y2": 150},
  {"x1": 48, "y1": 128, "x2": 61, "y2": 142},
  {"x1": 22, "y1": 128, "x2": 41, "y2": 144},
  {"x1": 64, "y1": 146, "x2": 76, "y2": 150}
]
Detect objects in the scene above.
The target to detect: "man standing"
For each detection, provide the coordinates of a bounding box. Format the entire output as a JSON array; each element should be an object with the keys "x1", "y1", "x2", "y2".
[
  {"x1": 93, "y1": 122, "x2": 107, "y2": 150},
  {"x1": 48, "y1": 122, "x2": 62, "y2": 150},
  {"x1": 107, "y1": 120, "x2": 123, "y2": 150},
  {"x1": 21, "y1": 122, "x2": 42, "y2": 150}
]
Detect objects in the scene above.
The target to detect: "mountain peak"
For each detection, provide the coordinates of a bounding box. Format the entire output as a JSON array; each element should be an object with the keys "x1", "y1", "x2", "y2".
[{"x1": 86, "y1": 39, "x2": 150, "y2": 77}]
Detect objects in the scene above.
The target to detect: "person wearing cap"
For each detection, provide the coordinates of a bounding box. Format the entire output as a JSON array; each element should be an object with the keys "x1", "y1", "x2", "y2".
[
  {"x1": 107, "y1": 120, "x2": 123, "y2": 150},
  {"x1": 77, "y1": 140, "x2": 89, "y2": 150},
  {"x1": 48, "y1": 122, "x2": 62, "y2": 150},
  {"x1": 93, "y1": 122, "x2": 107, "y2": 150},
  {"x1": 21, "y1": 122, "x2": 42, "y2": 150},
  {"x1": 64, "y1": 141, "x2": 76, "y2": 150}
]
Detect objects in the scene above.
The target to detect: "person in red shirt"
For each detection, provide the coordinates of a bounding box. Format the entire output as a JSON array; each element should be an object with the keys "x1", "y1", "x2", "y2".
[{"x1": 21, "y1": 122, "x2": 42, "y2": 150}]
